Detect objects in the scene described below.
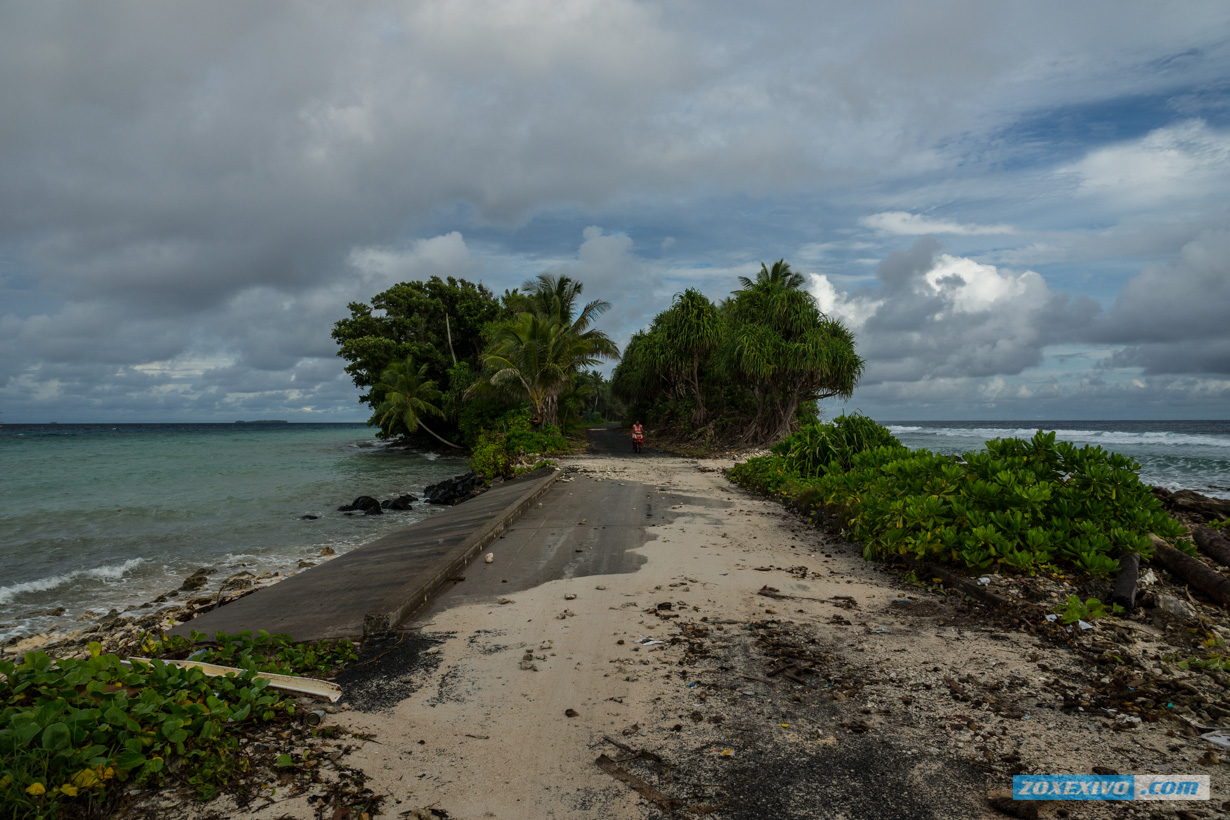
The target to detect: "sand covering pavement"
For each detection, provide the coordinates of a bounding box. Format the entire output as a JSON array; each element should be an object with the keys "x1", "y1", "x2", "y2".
[{"x1": 138, "y1": 449, "x2": 1229, "y2": 819}]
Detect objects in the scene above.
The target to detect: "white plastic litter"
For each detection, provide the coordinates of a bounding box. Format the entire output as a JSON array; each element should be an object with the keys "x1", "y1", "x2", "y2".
[{"x1": 1201, "y1": 730, "x2": 1230, "y2": 750}]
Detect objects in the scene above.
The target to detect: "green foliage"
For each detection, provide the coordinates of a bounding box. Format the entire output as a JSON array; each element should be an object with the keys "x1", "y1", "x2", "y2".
[
  {"x1": 0, "y1": 633, "x2": 355, "y2": 818},
  {"x1": 369, "y1": 355, "x2": 459, "y2": 448},
  {"x1": 468, "y1": 409, "x2": 570, "y2": 480},
  {"x1": 730, "y1": 429, "x2": 1185, "y2": 577},
  {"x1": 770, "y1": 413, "x2": 900, "y2": 477},
  {"x1": 332, "y1": 276, "x2": 507, "y2": 409},
  {"x1": 1057, "y1": 595, "x2": 1123, "y2": 624},
  {"x1": 471, "y1": 275, "x2": 619, "y2": 429},
  {"x1": 613, "y1": 259, "x2": 864, "y2": 445},
  {"x1": 145, "y1": 630, "x2": 358, "y2": 678}
]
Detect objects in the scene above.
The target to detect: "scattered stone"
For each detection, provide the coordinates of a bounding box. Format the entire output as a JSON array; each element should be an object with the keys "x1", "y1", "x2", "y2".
[
  {"x1": 565, "y1": 593, "x2": 577, "y2": 600},
  {"x1": 178, "y1": 568, "x2": 215, "y2": 592},
  {"x1": 318, "y1": 546, "x2": 335, "y2": 557}
]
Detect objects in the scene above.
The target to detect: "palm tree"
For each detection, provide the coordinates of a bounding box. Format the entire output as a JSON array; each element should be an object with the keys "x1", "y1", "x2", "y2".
[
  {"x1": 737, "y1": 259, "x2": 806, "y2": 292},
  {"x1": 475, "y1": 274, "x2": 620, "y2": 427},
  {"x1": 371, "y1": 356, "x2": 462, "y2": 448}
]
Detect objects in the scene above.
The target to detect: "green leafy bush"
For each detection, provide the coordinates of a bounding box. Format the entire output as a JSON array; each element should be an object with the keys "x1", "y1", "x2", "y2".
[
  {"x1": 732, "y1": 429, "x2": 1185, "y2": 577},
  {"x1": 0, "y1": 631, "x2": 356, "y2": 818},
  {"x1": 468, "y1": 409, "x2": 570, "y2": 481},
  {"x1": 770, "y1": 412, "x2": 900, "y2": 477},
  {"x1": 1057, "y1": 595, "x2": 1123, "y2": 624}
]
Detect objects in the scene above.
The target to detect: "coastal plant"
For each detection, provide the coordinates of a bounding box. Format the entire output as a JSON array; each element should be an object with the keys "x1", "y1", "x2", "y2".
[
  {"x1": 468, "y1": 409, "x2": 571, "y2": 481},
  {"x1": 0, "y1": 642, "x2": 293, "y2": 818},
  {"x1": 770, "y1": 413, "x2": 900, "y2": 477},
  {"x1": 730, "y1": 428, "x2": 1186, "y2": 578},
  {"x1": 143, "y1": 630, "x2": 358, "y2": 678},
  {"x1": 1057, "y1": 595, "x2": 1123, "y2": 624}
]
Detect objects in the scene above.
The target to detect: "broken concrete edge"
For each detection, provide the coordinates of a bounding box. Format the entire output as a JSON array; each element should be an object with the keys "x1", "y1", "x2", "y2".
[{"x1": 362, "y1": 468, "x2": 564, "y2": 637}]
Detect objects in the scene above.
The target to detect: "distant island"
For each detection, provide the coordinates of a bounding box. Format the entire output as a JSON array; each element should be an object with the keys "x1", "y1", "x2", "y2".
[{"x1": 234, "y1": 420, "x2": 289, "y2": 424}]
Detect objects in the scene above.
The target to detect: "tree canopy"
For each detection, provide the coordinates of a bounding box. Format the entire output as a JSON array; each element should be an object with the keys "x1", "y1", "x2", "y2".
[{"x1": 612, "y1": 259, "x2": 864, "y2": 445}]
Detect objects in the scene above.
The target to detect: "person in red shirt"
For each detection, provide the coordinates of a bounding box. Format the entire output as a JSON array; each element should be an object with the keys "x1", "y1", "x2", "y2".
[{"x1": 631, "y1": 421, "x2": 644, "y2": 453}]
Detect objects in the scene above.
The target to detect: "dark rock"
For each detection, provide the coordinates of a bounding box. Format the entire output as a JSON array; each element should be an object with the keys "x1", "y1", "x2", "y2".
[
  {"x1": 299, "y1": 514, "x2": 320, "y2": 520},
  {"x1": 423, "y1": 473, "x2": 480, "y2": 506},
  {"x1": 221, "y1": 571, "x2": 255, "y2": 592},
  {"x1": 381, "y1": 494, "x2": 418, "y2": 510},
  {"x1": 338, "y1": 496, "x2": 382, "y2": 515},
  {"x1": 179, "y1": 569, "x2": 215, "y2": 592}
]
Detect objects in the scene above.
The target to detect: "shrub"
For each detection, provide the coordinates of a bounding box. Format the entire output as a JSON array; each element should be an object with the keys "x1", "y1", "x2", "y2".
[
  {"x1": 732, "y1": 429, "x2": 1185, "y2": 577},
  {"x1": 770, "y1": 412, "x2": 901, "y2": 477},
  {"x1": 468, "y1": 409, "x2": 570, "y2": 481}
]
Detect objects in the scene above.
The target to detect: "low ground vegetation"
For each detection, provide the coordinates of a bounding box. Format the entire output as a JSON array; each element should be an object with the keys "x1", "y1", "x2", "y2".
[
  {"x1": 729, "y1": 415, "x2": 1188, "y2": 577},
  {"x1": 0, "y1": 632, "x2": 357, "y2": 820}
]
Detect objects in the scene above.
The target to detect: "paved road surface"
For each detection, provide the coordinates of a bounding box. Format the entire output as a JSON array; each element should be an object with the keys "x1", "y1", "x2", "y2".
[{"x1": 415, "y1": 424, "x2": 730, "y2": 616}]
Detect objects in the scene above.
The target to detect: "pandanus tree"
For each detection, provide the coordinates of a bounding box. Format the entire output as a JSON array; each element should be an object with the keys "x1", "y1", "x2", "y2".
[
  {"x1": 656, "y1": 289, "x2": 721, "y2": 424},
  {"x1": 724, "y1": 260, "x2": 863, "y2": 442},
  {"x1": 371, "y1": 356, "x2": 462, "y2": 448}
]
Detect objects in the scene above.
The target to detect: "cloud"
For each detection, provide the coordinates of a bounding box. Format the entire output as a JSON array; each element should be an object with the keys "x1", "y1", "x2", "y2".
[
  {"x1": 808, "y1": 239, "x2": 1099, "y2": 386},
  {"x1": 1094, "y1": 228, "x2": 1230, "y2": 374},
  {"x1": 1, "y1": 3, "x2": 1229, "y2": 421},
  {"x1": 1059, "y1": 119, "x2": 1230, "y2": 209},
  {"x1": 860, "y1": 212, "x2": 1015, "y2": 236}
]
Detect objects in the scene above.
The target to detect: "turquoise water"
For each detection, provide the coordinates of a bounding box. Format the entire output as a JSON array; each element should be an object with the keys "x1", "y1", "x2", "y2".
[
  {"x1": 0, "y1": 423, "x2": 468, "y2": 641},
  {"x1": 884, "y1": 420, "x2": 1230, "y2": 499}
]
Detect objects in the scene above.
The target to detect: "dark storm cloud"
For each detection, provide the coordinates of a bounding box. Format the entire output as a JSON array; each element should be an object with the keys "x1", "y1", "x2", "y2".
[
  {"x1": 1, "y1": 1, "x2": 1229, "y2": 421},
  {"x1": 1092, "y1": 229, "x2": 1230, "y2": 374}
]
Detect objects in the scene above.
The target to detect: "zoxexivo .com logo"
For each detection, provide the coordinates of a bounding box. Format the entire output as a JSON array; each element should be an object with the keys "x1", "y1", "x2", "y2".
[{"x1": 1014, "y1": 775, "x2": 1210, "y2": 801}]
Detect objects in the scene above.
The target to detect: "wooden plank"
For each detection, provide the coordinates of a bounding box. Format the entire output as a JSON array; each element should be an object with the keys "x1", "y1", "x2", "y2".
[{"x1": 126, "y1": 657, "x2": 342, "y2": 702}]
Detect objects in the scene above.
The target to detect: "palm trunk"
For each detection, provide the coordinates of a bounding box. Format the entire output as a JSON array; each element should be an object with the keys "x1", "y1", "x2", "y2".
[{"x1": 418, "y1": 421, "x2": 463, "y2": 449}]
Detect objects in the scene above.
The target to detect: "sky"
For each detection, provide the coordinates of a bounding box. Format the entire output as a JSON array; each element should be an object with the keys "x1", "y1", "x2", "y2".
[{"x1": 2, "y1": 1, "x2": 1229, "y2": 423}]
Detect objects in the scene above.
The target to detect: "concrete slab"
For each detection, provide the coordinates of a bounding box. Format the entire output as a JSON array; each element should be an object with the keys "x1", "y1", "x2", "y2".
[{"x1": 168, "y1": 467, "x2": 561, "y2": 643}]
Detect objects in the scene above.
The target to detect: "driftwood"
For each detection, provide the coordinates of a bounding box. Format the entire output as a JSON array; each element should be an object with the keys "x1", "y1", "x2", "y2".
[
  {"x1": 594, "y1": 754, "x2": 680, "y2": 812},
  {"x1": 1192, "y1": 526, "x2": 1230, "y2": 570},
  {"x1": 1112, "y1": 552, "x2": 1140, "y2": 612},
  {"x1": 1149, "y1": 535, "x2": 1230, "y2": 608}
]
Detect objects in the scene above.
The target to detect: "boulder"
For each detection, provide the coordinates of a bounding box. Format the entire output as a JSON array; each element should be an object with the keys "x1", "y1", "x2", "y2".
[
  {"x1": 338, "y1": 495, "x2": 382, "y2": 515},
  {"x1": 381, "y1": 494, "x2": 418, "y2": 511},
  {"x1": 423, "y1": 473, "x2": 479, "y2": 506},
  {"x1": 179, "y1": 568, "x2": 215, "y2": 592}
]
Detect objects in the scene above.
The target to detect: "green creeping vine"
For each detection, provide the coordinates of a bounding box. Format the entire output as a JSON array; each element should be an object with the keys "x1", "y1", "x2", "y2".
[
  {"x1": 730, "y1": 427, "x2": 1188, "y2": 576},
  {"x1": 0, "y1": 631, "x2": 357, "y2": 819},
  {"x1": 1057, "y1": 595, "x2": 1124, "y2": 624}
]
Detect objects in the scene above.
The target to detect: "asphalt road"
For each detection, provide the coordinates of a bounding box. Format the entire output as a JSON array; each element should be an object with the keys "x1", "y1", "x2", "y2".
[{"x1": 414, "y1": 424, "x2": 721, "y2": 616}]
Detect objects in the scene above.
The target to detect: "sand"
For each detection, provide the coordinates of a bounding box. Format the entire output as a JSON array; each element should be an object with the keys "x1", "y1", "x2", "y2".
[{"x1": 126, "y1": 449, "x2": 1230, "y2": 819}]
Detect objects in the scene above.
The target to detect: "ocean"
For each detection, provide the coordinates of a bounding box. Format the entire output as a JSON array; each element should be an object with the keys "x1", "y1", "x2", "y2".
[
  {"x1": 0, "y1": 423, "x2": 469, "y2": 643},
  {"x1": 885, "y1": 420, "x2": 1230, "y2": 500}
]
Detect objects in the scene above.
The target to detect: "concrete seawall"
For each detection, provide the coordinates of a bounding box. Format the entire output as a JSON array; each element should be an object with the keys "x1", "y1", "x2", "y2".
[{"x1": 169, "y1": 467, "x2": 561, "y2": 643}]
